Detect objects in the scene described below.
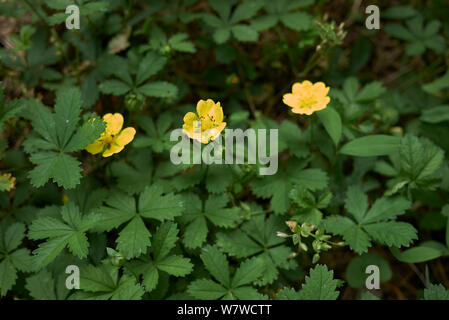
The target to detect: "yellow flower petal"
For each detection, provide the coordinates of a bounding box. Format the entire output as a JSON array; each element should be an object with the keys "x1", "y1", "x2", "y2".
[
  {"x1": 102, "y1": 144, "x2": 124, "y2": 157},
  {"x1": 115, "y1": 127, "x2": 136, "y2": 147},
  {"x1": 85, "y1": 140, "x2": 105, "y2": 154},
  {"x1": 283, "y1": 93, "x2": 298, "y2": 109},
  {"x1": 196, "y1": 99, "x2": 214, "y2": 118},
  {"x1": 104, "y1": 113, "x2": 124, "y2": 136}
]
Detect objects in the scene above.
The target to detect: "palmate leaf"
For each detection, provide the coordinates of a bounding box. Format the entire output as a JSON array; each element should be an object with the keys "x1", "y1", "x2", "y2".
[
  {"x1": 96, "y1": 184, "x2": 183, "y2": 259},
  {"x1": 129, "y1": 222, "x2": 193, "y2": 293},
  {"x1": 203, "y1": 0, "x2": 264, "y2": 44},
  {"x1": 216, "y1": 214, "x2": 293, "y2": 285},
  {"x1": 323, "y1": 189, "x2": 416, "y2": 255},
  {"x1": 25, "y1": 270, "x2": 70, "y2": 300},
  {"x1": 0, "y1": 222, "x2": 33, "y2": 296},
  {"x1": 28, "y1": 202, "x2": 101, "y2": 269},
  {"x1": 73, "y1": 263, "x2": 144, "y2": 300},
  {"x1": 251, "y1": 0, "x2": 314, "y2": 31},
  {"x1": 399, "y1": 134, "x2": 444, "y2": 184},
  {"x1": 24, "y1": 87, "x2": 105, "y2": 189},
  {"x1": 188, "y1": 245, "x2": 266, "y2": 300},
  {"x1": 178, "y1": 194, "x2": 240, "y2": 249}
]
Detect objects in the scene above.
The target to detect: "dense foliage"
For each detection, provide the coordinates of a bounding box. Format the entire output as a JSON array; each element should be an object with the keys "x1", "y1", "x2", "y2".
[{"x1": 1, "y1": 0, "x2": 449, "y2": 300}]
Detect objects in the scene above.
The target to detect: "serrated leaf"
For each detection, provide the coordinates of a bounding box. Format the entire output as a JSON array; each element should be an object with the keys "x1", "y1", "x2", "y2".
[
  {"x1": 298, "y1": 264, "x2": 339, "y2": 300},
  {"x1": 156, "y1": 255, "x2": 193, "y2": 276},
  {"x1": 200, "y1": 245, "x2": 230, "y2": 287},
  {"x1": 345, "y1": 186, "x2": 368, "y2": 223},
  {"x1": 188, "y1": 279, "x2": 227, "y2": 300},
  {"x1": 0, "y1": 259, "x2": 17, "y2": 296},
  {"x1": 116, "y1": 216, "x2": 151, "y2": 259},
  {"x1": 139, "y1": 184, "x2": 184, "y2": 221},
  {"x1": 152, "y1": 222, "x2": 178, "y2": 262},
  {"x1": 232, "y1": 257, "x2": 264, "y2": 288},
  {"x1": 25, "y1": 270, "x2": 57, "y2": 300},
  {"x1": 364, "y1": 221, "x2": 417, "y2": 247}
]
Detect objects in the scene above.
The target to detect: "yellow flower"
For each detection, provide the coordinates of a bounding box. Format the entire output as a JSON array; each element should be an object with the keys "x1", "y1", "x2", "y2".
[
  {"x1": 283, "y1": 80, "x2": 330, "y2": 115},
  {"x1": 182, "y1": 99, "x2": 226, "y2": 144},
  {"x1": 85, "y1": 113, "x2": 136, "y2": 157}
]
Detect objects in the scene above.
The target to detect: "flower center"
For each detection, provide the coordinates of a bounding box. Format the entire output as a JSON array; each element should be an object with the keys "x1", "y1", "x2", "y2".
[{"x1": 298, "y1": 94, "x2": 317, "y2": 109}]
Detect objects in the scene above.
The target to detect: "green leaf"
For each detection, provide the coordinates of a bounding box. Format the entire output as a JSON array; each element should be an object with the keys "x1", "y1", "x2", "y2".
[
  {"x1": 29, "y1": 203, "x2": 98, "y2": 269},
  {"x1": 422, "y1": 70, "x2": 449, "y2": 94},
  {"x1": 364, "y1": 221, "x2": 417, "y2": 247},
  {"x1": 25, "y1": 270, "x2": 57, "y2": 300},
  {"x1": 230, "y1": 0, "x2": 264, "y2": 24},
  {"x1": 142, "y1": 263, "x2": 159, "y2": 292},
  {"x1": 200, "y1": 245, "x2": 230, "y2": 287},
  {"x1": 391, "y1": 243, "x2": 446, "y2": 263},
  {"x1": 182, "y1": 216, "x2": 208, "y2": 249},
  {"x1": 64, "y1": 117, "x2": 106, "y2": 152},
  {"x1": 323, "y1": 216, "x2": 370, "y2": 254},
  {"x1": 32, "y1": 234, "x2": 72, "y2": 269},
  {"x1": 0, "y1": 259, "x2": 17, "y2": 296},
  {"x1": 139, "y1": 184, "x2": 184, "y2": 221},
  {"x1": 213, "y1": 28, "x2": 231, "y2": 44},
  {"x1": 79, "y1": 264, "x2": 116, "y2": 293},
  {"x1": 298, "y1": 264, "x2": 340, "y2": 300},
  {"x1": 116, "y1": 216, "x2": 151, "y2": 259},
  {"x1": 344, "y1": 186, "x2": 368, "y2": 223},
  {"x1": 4, "y1": 223, "x2": 26, "y2": 252},
  {"x1": 136, "y1": 52, "x2": 167, "y2": 85},
  {"x1": 99, "y1": 80, "x2": 131, "y2": 96},
  {"x1": 363, "y1": 197, "x2": 411, "y2": 224},
  {"x1": 24, "y1": 100, "x2": 58, "y2": 148},
  {"x1": 317, "y1": 106, "x2": 342, "y2": 146},
  {"x1": 420, "y1": 105, "x2": 449, "y2": 123},
  {"x1": 0, "y1": 96, "x2": 24, "y2": 133},
  {"x1": 152, "y1": 222, "x2": 178, "y2": 262},
  {"x1": 340, "y1": 135, "x2": 401, "y2": 157},
  {"x1": 157, "y1": 255, "x2": 193, "y2": 276},
  {"x1": 231, "y1": 25, "x2": 259, "y2": 42},
  {"x1": 399, "y1": 135, "x2": 444, "y2": 182},
  {"x1": 138, "y1": 81, "x2": 178, "y2": 98},
  {"x1": 231, "y1": 257, "x2": 264, "y2": 288},
  {"x1": 355, "y1": 82, "x2": 386, "y2": 102},
  {"x1": 280, "y1": 12, "x2": 312, "y2": 31},
  {"x1": 188, "y1": 279, "x2": 227, "y2": 300},
  {"x1": 54, "y1": 87, "x2": 82, "y2": 148},
  {"x1": 168, "y1": 33, "x2": 196, "y2": 53}
]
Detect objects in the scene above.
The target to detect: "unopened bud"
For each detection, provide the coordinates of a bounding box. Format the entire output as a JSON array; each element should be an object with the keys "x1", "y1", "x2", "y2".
[{"x1": 276, "y1": 231, "x2": 289, "y2": 238}]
